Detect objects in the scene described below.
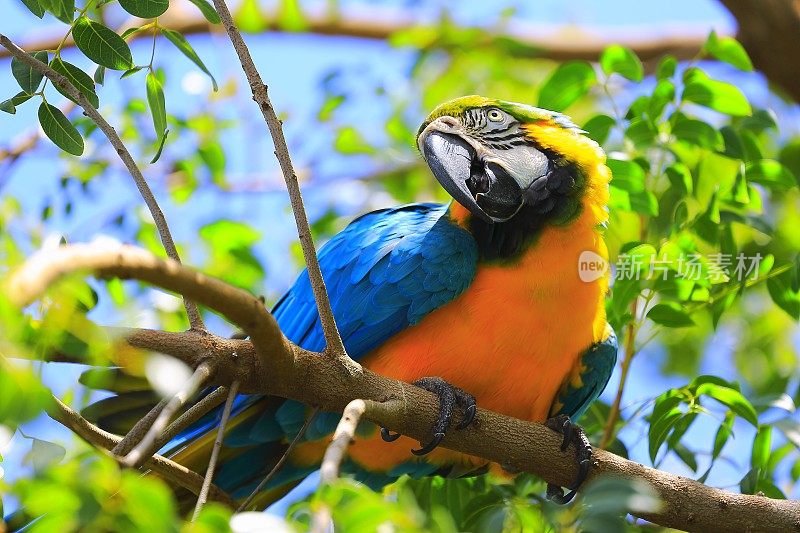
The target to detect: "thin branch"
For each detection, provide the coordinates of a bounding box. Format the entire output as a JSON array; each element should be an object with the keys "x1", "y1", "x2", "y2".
[
  {"x1": 209, "y1": 0, "x2": 359, "y2": 375},
  {"x1": 312, "y1": 399, "x2": 367, "y2": 533},
  {"x1": 119, "y1": 362, "x2": 215, "y2": 466},
  {"x1": 237, "y1": 408, "x2": 320, "y2": 512},
  {"x1": 10, "y1": 244, "x2": 800, "y2": 531},
  {"x1": 0, "y1": 34, "x2": 205, "y2": 331},
  {"x1": 48, "y1": 395, "x2": 234, "y2": 507},
  {"x1": 192, "y1": 380, "x2": 239, "y2": 520},
  {"x1": 600, "y1": 296, "x2": 640, "y2": 449},
  {"x1": 113, "y1": 395, "x2": 169, "y2": 456},
  {"x1": 152, "y1": 385, "x2": 229, "y2": 455}
]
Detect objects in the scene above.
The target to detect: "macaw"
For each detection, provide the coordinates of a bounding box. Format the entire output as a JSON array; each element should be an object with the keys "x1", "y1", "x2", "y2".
[{"x1": 120, "y1": 95, "x2": 617, "y2": 510}]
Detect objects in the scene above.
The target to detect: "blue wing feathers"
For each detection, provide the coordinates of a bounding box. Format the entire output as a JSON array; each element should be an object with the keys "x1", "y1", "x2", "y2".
[
  {"x1": 554, "y1": 328, "x2": 618, "y2": 420},
  {"x1": 276, "y1": 203, "x2": 477, "y2": 356},
  {"x1": 170, "y1": 203, "x2": 479, "y2": 486}
]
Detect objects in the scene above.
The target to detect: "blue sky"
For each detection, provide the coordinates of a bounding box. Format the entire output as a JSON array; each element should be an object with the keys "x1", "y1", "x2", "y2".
[{"x1": 2, "y1": 0, "x2": 798, "y2": 517}]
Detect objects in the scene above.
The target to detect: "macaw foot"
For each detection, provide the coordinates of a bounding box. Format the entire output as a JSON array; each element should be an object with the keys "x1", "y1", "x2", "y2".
[
  {"x1": 544, "y1": 414, "x2": 592, "y2": 504},
  {"x1": 380, "y1": 376, "x2": 477, "y2": 456}
]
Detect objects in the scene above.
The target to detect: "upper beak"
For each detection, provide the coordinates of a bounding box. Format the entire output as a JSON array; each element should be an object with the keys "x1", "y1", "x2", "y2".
[{"x1": 421, "y1": 131, "x2": 524, "y2": 223}]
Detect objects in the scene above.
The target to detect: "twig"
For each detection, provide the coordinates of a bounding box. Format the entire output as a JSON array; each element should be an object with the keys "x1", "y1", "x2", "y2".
[
  {"x1": 192, "y1": 380, "x2": 239, "y2": 520},
  {"x1": 0, "y1": 34, "x2": 205, "y2": 331},
  {"x1": 113, "y1": 395, "x2": 169, "y2": 456},
  {"x1": 237, "y1": 407, "x2": 319, "y2": 512},
  {"x1": 209, "y1": 0, "x2": 359, "y2": 375},
  {"x1": 152, "y1": 385, "x2": 229, "y2": 454},
  {"x1": 311, "y1": 400, "x2": 366, "y2": 533},
  {"x1": 48, "y1": 395, "x2": 234, "y2": 506},
  {"x1": 119, "y1": 362, "x2": 215, "y2": 466},
  {"x1": 10, "y1": 244, "x2": 800, "y2": 532},
  {"x1": 600, "y1": 296, "x2": 639, "y2": 449}
]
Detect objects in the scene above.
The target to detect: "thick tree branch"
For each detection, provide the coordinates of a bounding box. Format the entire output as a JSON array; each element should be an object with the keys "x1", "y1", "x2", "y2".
[
  {"x1": 209, "y1": 0, "x2": 358, "y2": 374},
  {"x1": 717, "y1": 0, "x2": 800, "y2": 101},
  {"x1": 7, "y1": 244, "x2": 800, "y2": 532},
  {"x1": 0, "y1": 11, "x2": 709, "y2": 66},
  {"x1": 0, "y1": 34, "x2": 205, "y2": 331},
  {"x1": 48, "y1": 395, "x2": 234, "y2": 507}
]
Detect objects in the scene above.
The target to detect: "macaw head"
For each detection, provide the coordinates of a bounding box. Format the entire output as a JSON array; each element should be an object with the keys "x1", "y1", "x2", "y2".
[{"x1": 417, "y1": 96, "x2": 610, "y2": 245}]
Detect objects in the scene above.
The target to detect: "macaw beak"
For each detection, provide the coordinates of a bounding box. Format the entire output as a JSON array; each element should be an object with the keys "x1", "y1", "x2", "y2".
[{"x1": 421, "y1": 131, "x2": 524, "y2": 223}]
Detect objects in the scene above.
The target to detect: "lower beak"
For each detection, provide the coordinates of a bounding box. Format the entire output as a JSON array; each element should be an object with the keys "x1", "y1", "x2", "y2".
[{"x1": 421, "y1": 131, "x2": 523, "y2": 223}]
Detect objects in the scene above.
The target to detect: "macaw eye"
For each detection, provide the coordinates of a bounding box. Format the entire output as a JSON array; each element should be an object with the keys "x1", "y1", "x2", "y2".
[{"x1": 487, "y1": 109, "x2": 504, "y2": 122}]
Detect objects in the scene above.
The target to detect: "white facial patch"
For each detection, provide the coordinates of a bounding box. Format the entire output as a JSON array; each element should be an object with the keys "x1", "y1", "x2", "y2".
[{"x1": 484, "y1": 144, "x2": 550, "y2": 189}]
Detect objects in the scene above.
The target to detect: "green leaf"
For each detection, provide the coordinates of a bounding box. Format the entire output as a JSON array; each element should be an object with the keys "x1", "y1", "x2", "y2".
[
  {"x1": 648, "y1": 79, "x2": 675, "y2": 120},
  {"x1": 146, "y1": 71, "x2": 167, "y2": 139},
  {"x1": 11, "y1": 51, "x2": 48, "y2": 93},
  {"x1": 745, "y1": 160, "x2": 797, "y2": 191},
  {"x1": 537, "y1": 61, "x2": 596, "y2": 112},
  {"x1": 27, "y1": 438, "x2": 66, "y2": 473},
  {"x1": 682, "y1": 71, "x2": 752, "y2": 116},
  {"x1": 93, "y1": 65, "x2": 105, "y2": 85},
  {"x1": 705, "y1": 31, "x2": 753, "y2": 71},
  {"x1": 600, "y1": 44, "x2": 643, "y2": 82},
  {"x1": 607, "y1": 159, "x2": 645, "y2": 193},
  {"x1": 334, "y1": 126, "x2": 375, "y2": 155},
  {"x1": 161, "y1": 29, "x2": 218, "y2": 91},
  {"x1": 696, "y1": 383, "x2": 759, "y2": 426},
  {"x1": 712, "y1": 412, "x2": 735, "y2": 460},
  {"x1": 119, "y1": 0, "x2": 168, "y2": 18},
  {"x1": 671, "y1": 442, "x2": 698, "y2": 472},
  {"x1": 751, "y1": 426, "x2": 772, "y2": 470},
  {"x1": 38, "y1": 102, "x2": 84, "y2": 156},
  {"x1": 625, "y1": 117, "x2": 657, "y2": 148},
  {"x1": 646, "y1": 303, "x2": 695, "y2": 327},
  {"x1": 278, "y1": 0, "x2": 308, "y2": 31},
  {"x1": 50, "y1": 58, "x2": 99, "y2": 108},
  {"x1": 582, "y1": 114, "x2": 615, "y2": 145},
  {"x1": 121, "y1": 66, "x2": 144, "y2": 78},
  {"x1": 649, "y1": 407, "x2": 683, "y2": 462},
  {"x1": 767, "y1": 269, "x2": 800, "y2": 320},
  {"x1": 187, "y1": 0, "x2": 221, "y2": 24},
  {"x1": 0, "y1": 91, "x2": 34, "y2": 114},
  {"x1": 656, "y1": 55, "x2": 677, "y2": 80},
  {"x1": 149, "y1": 128, "x2": 169, "y2": 164},
  {"x1": 20, "y1": 0, "x2": 45, "y2": 18},
  {"x1": 72, "y1": 16, "x2": 134, "y2": 70},
  {"x1": 671, "y1": 115, "x2": 722, "y2": 150},
  {"x1": 665, "y1": 163, "x2": 693, "y2": 195}
]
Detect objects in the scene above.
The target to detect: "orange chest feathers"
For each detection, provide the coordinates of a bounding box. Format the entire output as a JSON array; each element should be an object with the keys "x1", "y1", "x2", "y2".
[{"x1": 362, "y1": 210, "x2": 609, "y2": 423}]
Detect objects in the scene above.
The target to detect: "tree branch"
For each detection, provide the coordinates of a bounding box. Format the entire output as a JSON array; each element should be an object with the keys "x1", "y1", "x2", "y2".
[
  {"x1": 8, "y1": 244, "x2": 800, "y2": 532},
  {"x1": 0, "y1": 10, "x2": 710, "y2": 66},
  {"x1": 717, "y1": 0, "x2": 800, "y2": 101},
  {"x1": 312, "y1": 399, "x2": 367, "y2": 533},
  {"x1": 119, "y1": 362, "x2": 215, "y2": 466},
  {"x1": 237, "y1": 407, "x2": 319, "y2": 512},
  {"x1": 192, "y1": 380, "x2": 239, "y2": 520},
  {"x1": 208, "y1": 0, "x2": 357, "y2": 374},
  {"x1": 48, "y1": 395, "x2": 234, "y2": 507},
  {"x1": 0, "y1": 34, "x2": 205, "y2": 331}
]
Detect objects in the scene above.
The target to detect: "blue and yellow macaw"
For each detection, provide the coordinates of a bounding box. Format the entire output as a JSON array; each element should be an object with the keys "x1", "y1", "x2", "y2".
[{"x1": 162, "y1": 95, "x2": 618, "y2": 508}]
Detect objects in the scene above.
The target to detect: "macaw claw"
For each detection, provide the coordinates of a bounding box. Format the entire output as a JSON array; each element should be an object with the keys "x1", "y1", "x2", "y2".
[
  {"x1": 544, "y1": 414, "x2": 592, "y2": 504},
  {"x1": 379, "y1": 376, "x2": 477, "y2": 455}
]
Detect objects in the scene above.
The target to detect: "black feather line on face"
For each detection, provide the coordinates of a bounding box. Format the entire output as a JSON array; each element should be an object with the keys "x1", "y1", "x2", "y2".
[{"x1": 466, "y1": 147, "x2": 585, "y2": 262}]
